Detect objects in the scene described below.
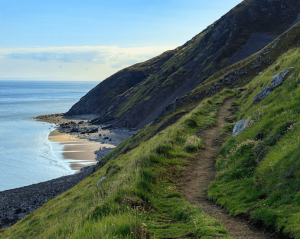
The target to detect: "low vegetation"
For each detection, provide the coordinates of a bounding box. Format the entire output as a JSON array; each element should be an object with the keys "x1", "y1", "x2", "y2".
[
  {"x1": 3, "y1": 11, "x2": 300, "y2": 239},
  {"x1": 0, "y1": 90, "x2": 236, "y2": 238},
  {"x1": 209, "y1": 47, "x2": 300, "y2": 238}
]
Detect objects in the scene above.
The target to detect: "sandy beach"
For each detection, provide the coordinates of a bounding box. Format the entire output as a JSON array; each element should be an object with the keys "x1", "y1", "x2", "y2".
[
  {"x1": 48, "y1": 130, "x2": 115, "y2": 171},
  {"x1": 35, "y1": 113, "x2": 136, "y2": 170}
]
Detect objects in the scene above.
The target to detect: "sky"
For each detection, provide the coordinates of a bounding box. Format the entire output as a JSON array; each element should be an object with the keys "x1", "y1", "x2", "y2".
[{"x1": 0, "y1": 0, "x2": 242, "y2": 81}]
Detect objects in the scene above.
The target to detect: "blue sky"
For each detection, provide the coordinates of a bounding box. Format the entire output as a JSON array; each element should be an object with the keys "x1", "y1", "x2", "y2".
[{"x1": 0, "y1": 0, "x2": 242, "y2": 81}]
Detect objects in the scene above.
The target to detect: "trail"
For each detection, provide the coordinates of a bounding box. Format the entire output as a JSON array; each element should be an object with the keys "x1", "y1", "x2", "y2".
[{"x1": 181, "y1": 98, "x2": 270, "y2": 239}]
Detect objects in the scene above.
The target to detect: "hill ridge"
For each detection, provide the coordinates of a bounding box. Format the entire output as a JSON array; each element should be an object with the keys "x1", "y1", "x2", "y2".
[{"x1": 68, "y1": 0, "x2": 300, "y2": 129}]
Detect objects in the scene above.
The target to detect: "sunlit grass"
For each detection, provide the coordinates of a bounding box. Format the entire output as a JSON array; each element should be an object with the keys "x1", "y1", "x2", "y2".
[
  {"x1": 0, "y1": 89, "x2": 236, "y2": 238},
  {"x1": 209, "y1": 48, "x2": 300, "y2": 238}
]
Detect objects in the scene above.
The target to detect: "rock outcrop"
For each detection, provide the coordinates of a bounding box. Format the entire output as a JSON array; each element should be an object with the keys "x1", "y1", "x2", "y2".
[
  {"x1": 233, "y1": 117, "x2": 251, "y2": 136},
  {"x1": 253, "y1": 69, "x2": 292, "y2": 103}
]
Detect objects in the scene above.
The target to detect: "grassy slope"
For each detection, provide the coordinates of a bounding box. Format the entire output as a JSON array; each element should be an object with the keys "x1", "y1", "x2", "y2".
[
  {"x1": 209, "y1": 48, "x2": 300, "y2": 238},
  {"x1": 3, "y1": 12, "x2": 300, "y2": 239},
  {"x1": 0, "y1": 90, "x2": 237, "y2": 239},
  {"x1": 67, "y1": 49, "x2": 178, "y2": 115}
]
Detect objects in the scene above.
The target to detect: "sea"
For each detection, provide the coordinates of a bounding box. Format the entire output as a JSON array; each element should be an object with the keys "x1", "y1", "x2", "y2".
[{"x1": 0, "y1": 80, "x2": 98, "y2": 191}]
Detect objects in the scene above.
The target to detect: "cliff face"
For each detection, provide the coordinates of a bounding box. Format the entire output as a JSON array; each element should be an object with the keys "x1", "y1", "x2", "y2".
[{"x1": 67, "y1": 0, "x2": 300, "y2": 128}]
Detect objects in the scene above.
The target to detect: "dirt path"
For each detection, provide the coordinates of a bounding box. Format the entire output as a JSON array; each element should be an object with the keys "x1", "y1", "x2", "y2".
[{"x1": 181, "y1": 98, "x2": 270, "y2": 239}]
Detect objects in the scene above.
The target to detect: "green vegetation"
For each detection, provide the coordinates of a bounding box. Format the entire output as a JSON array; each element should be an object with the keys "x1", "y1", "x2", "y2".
[
  {"x1": 4, "y1": 32, "x2": 300, "y2": 239},
  {"x1": 0, "y1": 90, "x2": 236, "y2": 238},
  {"x1": 209, "y1": 47, "x2": 300, "y2": 238},
  {"x1": 4, "y1": 7, "x2": 300, "y2": 239}
]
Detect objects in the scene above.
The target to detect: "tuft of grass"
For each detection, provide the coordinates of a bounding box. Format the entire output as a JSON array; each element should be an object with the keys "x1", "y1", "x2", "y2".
[{"x1": 184, "y1": 135, "x2": 202, "y2": 152}]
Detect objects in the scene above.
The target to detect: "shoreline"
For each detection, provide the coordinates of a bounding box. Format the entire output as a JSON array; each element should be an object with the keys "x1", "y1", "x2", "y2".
[
  {"x1": 0, "y1": 113, "x2": 136, "y2": 229},
  {"x1": 0, "y1": 165, "x2": 95, "y2": 229},
  {"x1": 48, "y1": 130, "x2": 113, "y2": 171},
  {"x1": 36, "y1": 113, "x2": 135, "y2": 164}
]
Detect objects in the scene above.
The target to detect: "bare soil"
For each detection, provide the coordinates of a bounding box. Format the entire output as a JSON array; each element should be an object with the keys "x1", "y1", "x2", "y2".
[{"x1": 180, "y1": 98, "x2": 271, "y2": 239}]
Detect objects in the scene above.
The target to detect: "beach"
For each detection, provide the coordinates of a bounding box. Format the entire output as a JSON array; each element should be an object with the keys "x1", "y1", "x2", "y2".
[
  {"x1": 0, "y1": 113, "x2": 136, "y2": 229},
  {"x1": 35, "y1": 113, "x2": 135, "y2": 164}
]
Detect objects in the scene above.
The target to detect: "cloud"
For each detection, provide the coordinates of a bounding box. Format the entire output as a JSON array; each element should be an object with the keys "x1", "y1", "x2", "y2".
[
  {"x1": 5, "y1": 50, "x2": 106, "y2": 63},
  {"x1": 0, "y1": 45, "x2": 177, "y2": 81}
]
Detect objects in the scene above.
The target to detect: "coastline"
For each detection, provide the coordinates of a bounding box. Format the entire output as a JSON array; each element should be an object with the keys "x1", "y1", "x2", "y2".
[
  {"x1": 0, "y1": 166, "x2": 95, "y2": 229},
  {"x1": 0, "y1": 113, "x2": 136, "y2": 229},
  {"x1": 35, "y1": 113, "x2": 135, "y2": 163}
]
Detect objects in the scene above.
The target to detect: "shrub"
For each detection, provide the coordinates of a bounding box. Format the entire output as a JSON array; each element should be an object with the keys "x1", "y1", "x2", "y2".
[
  {"x1": 185, "y1": 119, "x2": 198, "y2": 128},
  {"x1": 174, "y1": 130, "x2": 187, "y2": 143},
  {"x1": 155, "y1": 144, "x2": 171, "y2": 155}
]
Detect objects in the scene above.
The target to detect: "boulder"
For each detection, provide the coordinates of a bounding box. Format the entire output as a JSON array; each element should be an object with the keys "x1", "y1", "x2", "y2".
[
  {"x1": 70, "y1": 128, "x2": 79, "y2": 133},
  {"x1": 253, "y1": 69, "x2": 291, "y2": 103},
  {"x1": 102, "y1": 125, "x2": 113, "y2": 130},
  {"x1": 87, "y1": 127, "x2": 98, "y2": 133},
  {"x1": 233, "y1": 117, "x2": 251, "y2": 136}
]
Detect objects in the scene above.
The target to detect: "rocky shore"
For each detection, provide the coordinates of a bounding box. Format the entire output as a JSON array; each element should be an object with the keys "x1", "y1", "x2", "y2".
[
  {"x1": 0, "y1": 166, "x2": 95, "y2": 229},
  {"x1": 35, "y1": 113, "x2": 135, "y2": 162},
  {"x1": 0, "y1": 113, "x2": 136, "y2": 229}
]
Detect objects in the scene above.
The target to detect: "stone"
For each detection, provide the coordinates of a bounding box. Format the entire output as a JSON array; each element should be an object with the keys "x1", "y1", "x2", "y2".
[
  {"x1": 87, "y1": 128, "x2": 98, "y2": 133},
  {"x1": 253, "y1": 69, "x2": 291, "y2": 103},
  {"x1": 14, "y1": 208, "x2": 22, "y2": 214},
  {"x1": 0, "y1": 164, "x2": 97, "y2": 229},
  {"x1": 233, "y1": 117, "x2": 251, "y2": 136},
  {"x1": 70, "y1": 128, "x2": 79, "y2": 133},
  {"x1": 97, "y1": 177, "x2": 106, "y2": 187},
  {"x1": 2, "y1": 218, "x2": 14, "y2": 224}
]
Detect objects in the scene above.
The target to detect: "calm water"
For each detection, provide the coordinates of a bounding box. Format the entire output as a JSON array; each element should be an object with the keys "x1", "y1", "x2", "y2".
[{"x1": 0, "y1": 80, "x2": 98, "y2": 191}]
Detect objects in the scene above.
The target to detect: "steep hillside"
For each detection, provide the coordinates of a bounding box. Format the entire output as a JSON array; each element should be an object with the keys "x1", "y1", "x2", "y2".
[
  {"x1": 67, "y1": 0, "x2": 300, "y2": 129},
  {"x1": 209, "y1": 47, "x2": 300, "y2": 237},
  {"x1": 3, "y1": 21, "x2": 300, "y2": 239},
  {"x1": 67, "y1": 49, "x2": 178, "y2": 116},
  {"x1": 4, "y1": 43, "x2": 300, "y2": 237},
  {"x1": 154, "y1": 22, "x2": 300, "y2": 125}
]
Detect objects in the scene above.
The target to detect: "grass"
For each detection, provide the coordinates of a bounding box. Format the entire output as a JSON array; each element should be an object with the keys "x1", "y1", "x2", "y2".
[
  {"x1": 209, "y1": 47, "x2": 300, "y2": 238},
  {"x1": 0, "y1": 89, "x2": 236, "y2": 239},
  {"x1": 4, "y1": 22, "x2": 300, "y2": 239}
]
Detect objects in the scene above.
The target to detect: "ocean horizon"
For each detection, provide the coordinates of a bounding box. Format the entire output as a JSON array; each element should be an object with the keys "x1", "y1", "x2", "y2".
[{"x1": 0, "y1": 80, "x2": 98, "y2": 191}]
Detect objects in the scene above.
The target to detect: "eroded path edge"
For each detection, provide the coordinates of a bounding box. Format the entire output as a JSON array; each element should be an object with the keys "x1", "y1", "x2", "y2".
[{"x1": 180, "y1": 98, "x2": 270, "y2": 239}]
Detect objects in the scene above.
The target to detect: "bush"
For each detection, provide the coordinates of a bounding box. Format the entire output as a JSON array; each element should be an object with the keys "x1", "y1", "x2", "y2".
[
  {"x1": 156, "y1": 144, "x2": 171, "y2": 154},
  {"x1": 174, "y1": 130, "x2": 187, "y2": 143},
  {"x1": 185, "y1": 118, "x2": 198, "y2": 128}
]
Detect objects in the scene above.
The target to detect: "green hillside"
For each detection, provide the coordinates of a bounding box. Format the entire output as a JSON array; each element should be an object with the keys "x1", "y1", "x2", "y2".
[
  {"x1": 209, "y1": 47, "x2": 300, "y2": 237},
  {"x1": 4, "y1": 1, "x2": 300, "y2": 238},
  {"x1": 3, "y1": 21, "x2": 300, "y2": 238},
  {"x1": 1, "y1": 90, "x2": 238, "y2": 239}
]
